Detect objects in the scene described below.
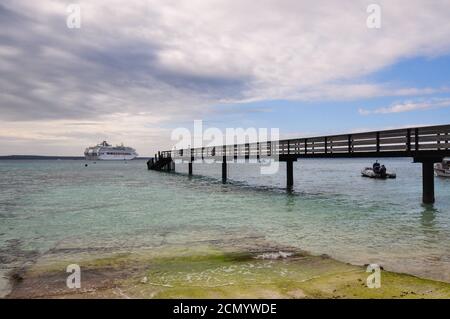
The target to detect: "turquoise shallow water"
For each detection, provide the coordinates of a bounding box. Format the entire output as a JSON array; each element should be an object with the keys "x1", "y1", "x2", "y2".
[{"x1": 0, "y1": 158, "x2": 450, "y2": 283}]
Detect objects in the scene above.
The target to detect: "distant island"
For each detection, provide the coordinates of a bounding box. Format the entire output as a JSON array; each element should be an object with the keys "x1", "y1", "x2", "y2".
[{"x1": 0, "y1": 155, "x2": 151, "y2": 160}]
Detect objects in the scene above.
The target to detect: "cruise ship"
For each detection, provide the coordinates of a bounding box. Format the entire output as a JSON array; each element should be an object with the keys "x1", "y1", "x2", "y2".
[{"x1": 84, "y1": 141, "x2": 138, "y2": 161}]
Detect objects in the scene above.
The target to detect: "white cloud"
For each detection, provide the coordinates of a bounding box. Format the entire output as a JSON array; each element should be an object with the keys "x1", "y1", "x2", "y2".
[
  {"x1": 0, "y1": 114, "x2": 173, "y2": 156},
  {"x1": 1, "y1": 0, "x2": 450, "y2": 154},
  {"x1": 359, "y1": 98, "x2": 450, "y2": 115}
]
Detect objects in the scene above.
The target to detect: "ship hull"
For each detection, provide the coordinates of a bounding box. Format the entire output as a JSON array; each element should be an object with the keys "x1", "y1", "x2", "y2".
[
  {"x1": 85, "y1": 154, "x2": 137, "y2": 161},
  {"x1": 434, "y1": 162, "x2": 450, "y2": 178},
  {"x1": 97, "y1": 154, "x2": 136, "y2": 161},
  {"x1": 435, "y1": 168, "x2": 450, "y2": 177}
]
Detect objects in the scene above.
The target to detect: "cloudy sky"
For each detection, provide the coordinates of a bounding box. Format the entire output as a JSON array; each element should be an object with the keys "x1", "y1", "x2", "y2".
[{"x1": 1, "y1": 0, "x2": 450, "y2": 156}]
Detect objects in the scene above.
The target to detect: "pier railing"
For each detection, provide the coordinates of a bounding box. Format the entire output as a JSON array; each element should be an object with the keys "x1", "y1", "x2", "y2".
[
  {"x1": 151, "y1": 124, "x2": 450, "y2": 204},
  {"x1": 161, "y1": 124, "x2": 450, "y2": 160}
]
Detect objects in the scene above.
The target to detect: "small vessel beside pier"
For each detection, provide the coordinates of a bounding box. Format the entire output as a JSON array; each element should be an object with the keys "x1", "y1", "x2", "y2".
[
  {"x1": 434, "y1": 158, "x2": 450, "y2": 177},
  {"x1": 361, "y1": 161, "x2": 396, "y2": 179}
]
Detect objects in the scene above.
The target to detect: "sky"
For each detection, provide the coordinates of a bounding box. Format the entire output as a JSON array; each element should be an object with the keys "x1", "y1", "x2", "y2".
[{"x1": 1, "y1": 0, "x2": 450, "y2": 156}]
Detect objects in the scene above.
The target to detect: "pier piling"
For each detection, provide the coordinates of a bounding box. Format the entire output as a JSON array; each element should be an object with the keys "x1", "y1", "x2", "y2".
[
  {"x1": 222, "y1": 157, "x2": 227, "y2": 183},
  {"x1": 222, "y1": 145, "x2": 227, "y2": 183},
  {"x1": 414, "y1": 157, "x2": 443, "y2": 204},
  {"x1": 189, "y1": 148, "x2": 193, "y2": 176},
  {"x1": 422, "y1": 161, "x2": 435, "y2": 204},
  {"x1": 286, "y1": 159, "x2": 294, "y2": 189}
]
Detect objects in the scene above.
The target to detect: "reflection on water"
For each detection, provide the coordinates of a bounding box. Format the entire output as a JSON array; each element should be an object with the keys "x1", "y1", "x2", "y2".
[
  {"x1": 0, "y1": 158, "x2": 450, "y2": 283},
  {"x1": 420, "y1": 204, "x2": 439, "y2": 242},
  {"x1": 285, "y1": 193, "x2": 295, "y2": 213},
  {"x1": 421, "y1": 204, "x2": 438, "y2": 229}
]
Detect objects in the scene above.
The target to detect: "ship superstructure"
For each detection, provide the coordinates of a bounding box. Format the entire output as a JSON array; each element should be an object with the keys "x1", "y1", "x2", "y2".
[{"x1": 84, "y1": 141, "x2": 138, "y2": 160}]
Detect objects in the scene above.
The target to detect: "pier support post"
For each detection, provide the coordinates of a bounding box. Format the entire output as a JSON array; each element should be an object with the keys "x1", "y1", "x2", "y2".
[
  {"x1": 166, "y1": 160, "x2": 174, "y2": 172},
  {"x1": 188, "y1": 148, "x2": 193, "y2": 176},
  {"x1": 222, "y1": 157, "x2": 227, "y2": 183},
  {"x1": 286, "y1": 159, "x2": 294, "y2": 189},
  {"x1": 414, "y1": 157, "x2": 442, "y2": 204},
  {"x1": 222, "y1": 145, "x2": 227, "y2": 183},
  {"x1": 422, "y1": 161, "x2": 435, "y2": 204}
]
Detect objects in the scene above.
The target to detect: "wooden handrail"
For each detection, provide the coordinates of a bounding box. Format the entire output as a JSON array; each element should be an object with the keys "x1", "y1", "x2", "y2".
[{"x1": 160, "y1": 124, "x2": 450, "y2": 159}]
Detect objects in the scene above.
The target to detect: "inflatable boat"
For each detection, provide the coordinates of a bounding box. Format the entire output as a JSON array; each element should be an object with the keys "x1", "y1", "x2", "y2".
[
  {"x1": 361, "y1": 167, "x2": 396, "y2": 179},
  {"x1": 361, "y1": 161, "x2": 396, "y2": 179}
]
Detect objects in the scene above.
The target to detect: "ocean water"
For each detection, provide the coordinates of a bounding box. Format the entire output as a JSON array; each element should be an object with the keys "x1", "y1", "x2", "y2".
[{"x1": 0, "y1": 158, "x2": 450, "y2": 288}]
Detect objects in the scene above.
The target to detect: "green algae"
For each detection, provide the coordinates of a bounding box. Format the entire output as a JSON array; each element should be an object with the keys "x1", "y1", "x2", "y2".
[
  {"x1": 129, "y1": 253, "x2": 450, "y2": 299},
  {"x1": 8, "y1": 245, "x2": 450, "y2": 299}
]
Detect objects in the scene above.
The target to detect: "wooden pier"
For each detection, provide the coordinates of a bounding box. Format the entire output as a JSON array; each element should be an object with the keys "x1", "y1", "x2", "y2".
[{"x1": 148, "y1": 124, "x2": 450, "y2": 204}]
